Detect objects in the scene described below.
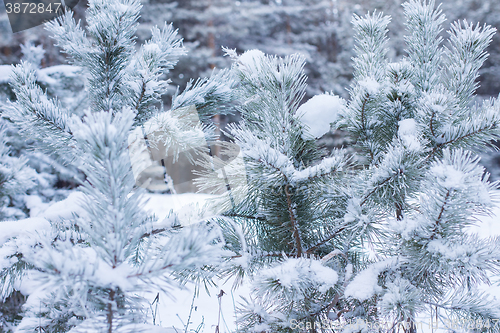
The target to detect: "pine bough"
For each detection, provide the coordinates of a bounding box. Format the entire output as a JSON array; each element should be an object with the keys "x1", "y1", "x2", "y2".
[
  {"x1": 0, "y1": 0, "x2": 234, "y2": 332},
  {"x1": 199, "y1": 1, "x2": 500, "y2": 332}
]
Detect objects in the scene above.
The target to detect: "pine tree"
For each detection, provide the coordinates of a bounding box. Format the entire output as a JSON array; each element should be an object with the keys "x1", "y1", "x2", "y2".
[
  {"x1": 204, "y1": 1, "x2": 500, "y2": 332},
  {"x1": 0, "y1": 0, "x2": 234, "y2": 331}
]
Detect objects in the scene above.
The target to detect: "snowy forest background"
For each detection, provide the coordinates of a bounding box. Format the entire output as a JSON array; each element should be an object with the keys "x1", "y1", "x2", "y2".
[
  {"x1": 3, "y1": 0, "x2": 500, "y2": 175},
  {"x1": 1, "y1": 0, "x2": 500, "y2": 332}
]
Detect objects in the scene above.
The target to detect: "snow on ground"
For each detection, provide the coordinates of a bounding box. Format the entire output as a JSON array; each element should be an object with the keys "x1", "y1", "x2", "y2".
[
  {"x1": 141, "y1": 192, "x2": 247, "y2": 332},
  {"x1": 142, "y1": 192, "x2": 215, "y2": 225},
  {"x1": 143, "y1": 277, "x2": 250, "y2": 333}
]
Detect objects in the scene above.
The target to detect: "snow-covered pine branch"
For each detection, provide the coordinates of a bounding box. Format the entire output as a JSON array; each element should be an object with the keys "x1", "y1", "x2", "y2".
[
  {"x1": 403, "y1": 0, "x2": 446, "y2": 92},
  {"x1": 341, "y1": 11, "x2": 391, "y2": 161},
  {"x1": 128, "y1": 23, "x2": 186, "y2": 123},
  {"x1": 196, "y1": 49, "x2": 359, "y2": 331},
  {"x1": 4, "y1": 62, "x2": 75, "y2": 163},
  {"x1": 444, "y1": 20, "x2": 495, "y2": 109},
  {"x1": 206, "y1": 1, "x2": 500, "y2": 331},
  {"x1": 171, "y1": 68, "x2": 235, "y2": 122}
]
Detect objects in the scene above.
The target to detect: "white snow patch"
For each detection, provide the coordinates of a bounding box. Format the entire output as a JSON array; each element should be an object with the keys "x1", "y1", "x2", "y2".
[
  {"x1": 143, "y1": 274, "x2": 251, "y2": 332},
  {"x1": 259, "y1": 257, "x2": 338, "y2": 294},
  {"x1": 344, "y1": 258, "x2": 398, "y2": 301},
  {"x1": 379, "y1": 278, "x2": 417, "y2": 316},
  {"x1": 388, "y1": 215, "x2": 423, "y2": 240},
  {"x1": 36, "y1": 65, "x2": 82, "y2": 87},
  {"x1": 0, "y1": 217, "x2": 50, "y2": 244},
  {"x1": 142, "y1": 192, "x2": 215, "y2": 227},
  {"x1": 38, "y1": 65, "x2": 81, "y2": 77},
  {"x1": 145, "y1": 80, "x2": 160, "y2": 95},
  {"x1": 238, "y1": 49, "x2": 265, "y2": 74},
  {"x1": 426, "y1": 239, "x2": 469, "y2": 260},
  {"x1": 467, "y1": 203, "x2": 500, "y2": 238},
  {"x1": 429, "y1": 164, "x2": 466, "y2": 189},
  {"x1": 420, "y1": 91, "x2": 452, "y2": 117},
  {"x1": 93, "y1": 260, "x2": 134, "y2": 291},
  {"x1": 143, "y1": 43, "x2": 161, "y2": 54},
  {"x1": 394, "y1": 80, "x2": 415, "y2": 95},
  {"x1": 292, "y1": 154, "x2": 346, "y2": 183},
  {"x1": 24, "y1": 195, "x2": 50, "y2": 218},
  {"x1": 398, "y1": 118, "x2": 417, "y2": 136},
  {"x1": 114, "y1": 3, "x2": 131, "y2": 13},
  {"x1": 359, "y1": 77, "x2": 381, "y2": 95},
  {"x1": 40, "y1": 191, "x2": 88, "y2": 221},
  {"x1": 398, "y1": 118, "x2": 421, "y2": 151},
  {"x1": 344, "y1": 198, "x2": 370, "y2": 225},
  {"x1": 297, "y1": 94, "x2": 346, "y2": 138}
]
